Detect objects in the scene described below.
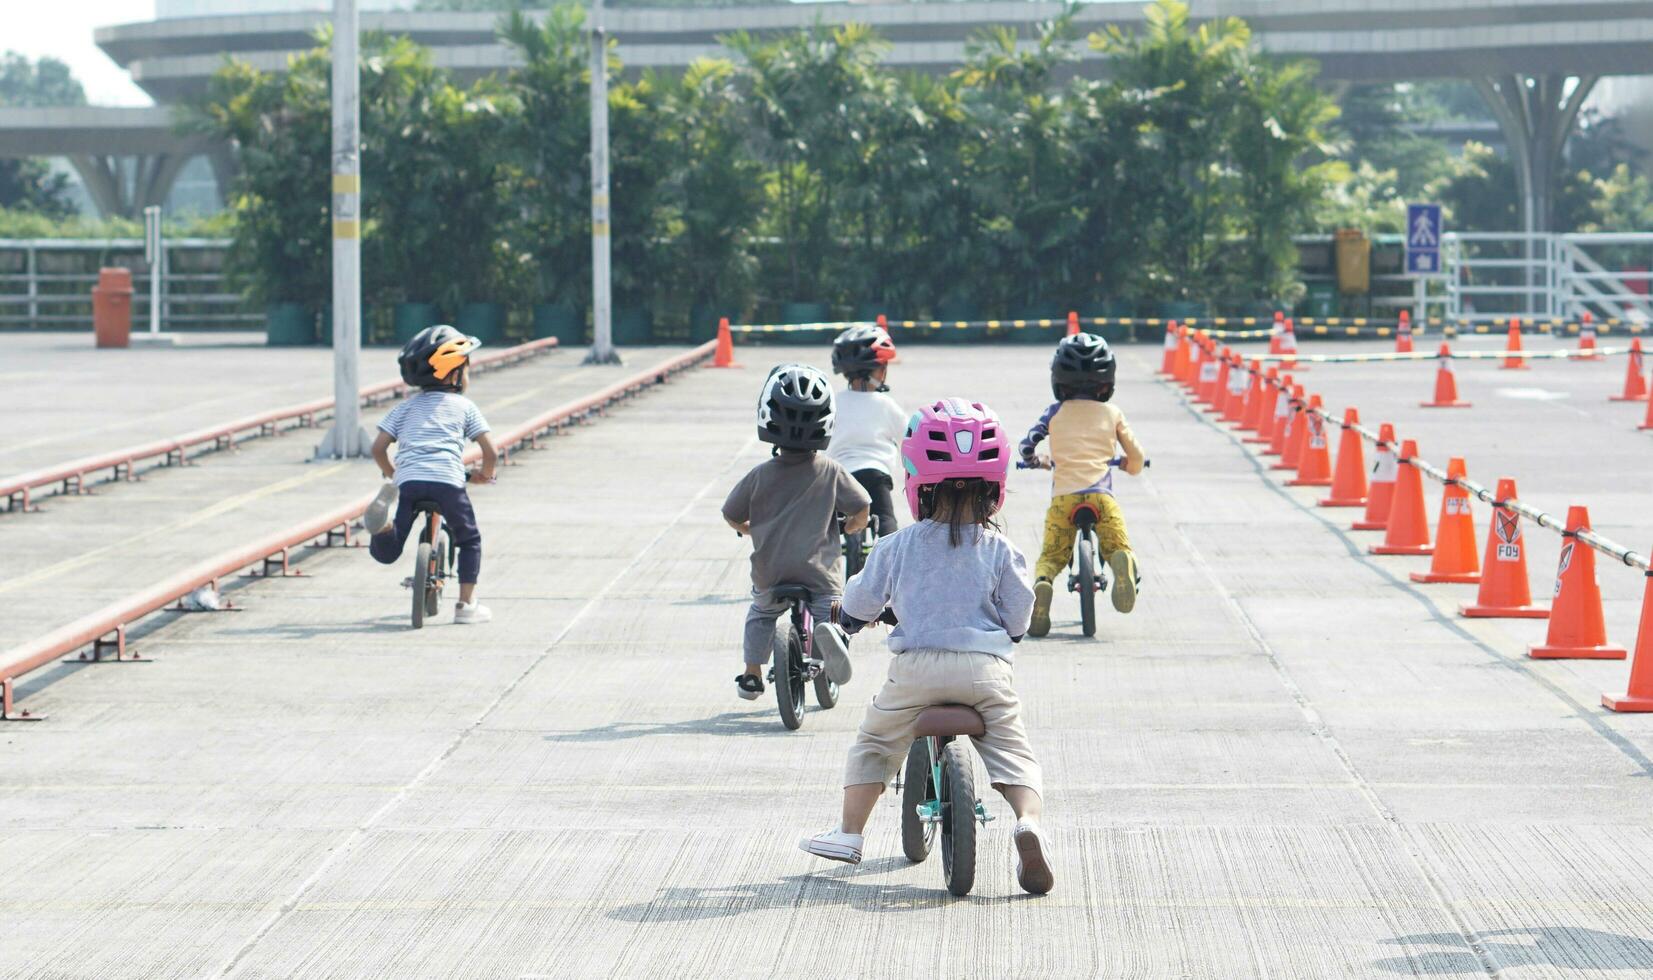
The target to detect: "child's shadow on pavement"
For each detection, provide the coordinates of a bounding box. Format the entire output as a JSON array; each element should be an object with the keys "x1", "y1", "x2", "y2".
[
  {"x1": 608, "y1": 860, "x2": 1028, "y2": 921},
  {"x1": 1373, "y1": 927, "x2": 1653, "y2": 974},
  {"x1": 542, "y1": 709, "x2": 781, "y2": 742}
]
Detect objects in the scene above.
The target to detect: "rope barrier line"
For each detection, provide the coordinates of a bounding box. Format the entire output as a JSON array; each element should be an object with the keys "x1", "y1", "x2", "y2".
[
  {"x1": 1255, "y1": 345, "x2": 1636, "y2": 364},
  {"x1": 1242, "y1": 362, "x2": 1651, "y2": 572}
]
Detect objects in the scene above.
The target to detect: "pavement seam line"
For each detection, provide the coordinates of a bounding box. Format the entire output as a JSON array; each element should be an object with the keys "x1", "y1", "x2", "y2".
[
  {"x1": 212, "y1": 425, "x2": 758, "y2": 979},
  {"x1": 1150, "y1": 360, "x2": 1505, "y2": 980}
]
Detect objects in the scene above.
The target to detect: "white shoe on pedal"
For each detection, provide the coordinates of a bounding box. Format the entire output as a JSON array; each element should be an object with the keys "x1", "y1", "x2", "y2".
[
  {"x1": 799, "y1": 827, "x2": 863, "y2": 865},
  {"x1": 364, "y1": 481, "x2": 398, "y2": 534},
  {"x1": 454, "y1": 601, "x2": 492, "y2": 624}
]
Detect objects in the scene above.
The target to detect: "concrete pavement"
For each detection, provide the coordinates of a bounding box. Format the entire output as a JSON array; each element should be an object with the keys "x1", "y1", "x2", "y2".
[{"x1": 3, "y1": 343, "x2": 1653, "y2": 978}]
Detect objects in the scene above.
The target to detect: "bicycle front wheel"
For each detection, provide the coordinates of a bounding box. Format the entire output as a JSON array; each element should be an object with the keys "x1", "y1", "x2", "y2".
[
  {"x1": 1077, "y1": 535, "x2": 1097, "y2": 638},
  {"x1": 774, "y1": 620, "x2": 806, "y2": 730},
  {"x1": 900, "y1": 740, "x2": 936, "y2": 863},
  {"x1": 411, "y1": 541, "x2": 431, "y2": 630}
]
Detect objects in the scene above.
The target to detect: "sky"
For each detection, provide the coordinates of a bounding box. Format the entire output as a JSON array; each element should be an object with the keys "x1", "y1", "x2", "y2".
[{"x1": 6, "y1": 1, "x2": 157, "y2": 106}]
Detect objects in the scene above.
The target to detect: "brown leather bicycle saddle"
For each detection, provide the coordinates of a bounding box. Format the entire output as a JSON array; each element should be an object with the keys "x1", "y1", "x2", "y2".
[{"x1": 913, "y1": 704, "x2": 987, "y2": 737}]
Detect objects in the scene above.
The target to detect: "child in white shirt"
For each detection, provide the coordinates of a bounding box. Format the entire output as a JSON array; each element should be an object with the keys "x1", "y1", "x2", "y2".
[{"x1": 827, "y1": 325, "x2": 906, "y2": 537}]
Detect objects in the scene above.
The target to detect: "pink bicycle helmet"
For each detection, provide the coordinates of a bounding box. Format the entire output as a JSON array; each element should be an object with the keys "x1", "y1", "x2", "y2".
[{"x1": 900, "y1": 397, "x2": 1010, "y2": 519}]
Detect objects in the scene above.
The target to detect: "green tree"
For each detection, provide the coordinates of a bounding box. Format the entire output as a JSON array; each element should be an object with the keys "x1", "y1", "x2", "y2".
[
  {"x1": 500, "y1": 7, "x2": 592, "y2": 310},
  {"x1": 1091, "y1": 0, "x2": 1252, "y2": 303},
  {"x1": 0, "y1": 51, "x2": 86, "y2": 216}
]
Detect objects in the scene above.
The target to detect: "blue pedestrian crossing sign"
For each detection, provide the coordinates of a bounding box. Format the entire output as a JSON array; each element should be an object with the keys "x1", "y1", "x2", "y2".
[{"x1": 1406, "y1": 203, "x2": 1442, "y2": 275}]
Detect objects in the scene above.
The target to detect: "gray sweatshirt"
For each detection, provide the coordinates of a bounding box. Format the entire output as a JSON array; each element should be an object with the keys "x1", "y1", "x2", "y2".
[{"x1": 841, "y1": 520, "x2": 1035, "y2": 661}]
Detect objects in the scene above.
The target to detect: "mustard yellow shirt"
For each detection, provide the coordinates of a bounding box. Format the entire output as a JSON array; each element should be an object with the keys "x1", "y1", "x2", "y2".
[{"x1": 1019, "y1": 400, "x2": 1146, "y2": 496}]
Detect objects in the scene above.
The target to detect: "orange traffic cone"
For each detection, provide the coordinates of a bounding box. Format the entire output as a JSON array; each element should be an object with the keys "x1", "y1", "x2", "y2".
[
  {"x1": 1170, "y1": 324, "x2": 1191, "y2": 382},
  {"x1": 1641, "y1": 387, "x2": 1653, "y2": 431},
  {"x1": 1602, "y1": 559, "x2": 1653, "y2": 710},
  {"x1": 1369, "y1": 439, "x2": 1433, "y2": 555},
  {"x1": 1220, "y1": 355, "x2": 1249, "y2": 423},
  {"x1": 1067, "y1": 311, "x2": 1081, "y2": 336},
  {"x1": 1395, "y1": 310, "x2": 1414, "y2": 354},
  {"x1": 1160, "y1": 322, "x2": 1179, "y2": 375},
  {"x1": 1280, "y1": 316, "x2": 1302, "y2": 370},
  {"x1": 1609, "y1": 338, "x2": 1647, "y2": 401},
  {"x1": 1263, "y1": 377, "x2": 1296, "y2": 457},
  {"x1": 1421, "y1": 342, "x2": 1471, "y2": 408},
  {"x1": 1182, "y1": 340, "x2": 1204, "y2": 391},
  {"x1": 1460, "y1": 478, "x2": 1549, "y2": 619},
  {"x1": 1578, "y1": 311, "x2": 1602, "y2": 361},
  {"x1": 1209, "y1": 352, "x2": 1236, "y2": 413},
  {"x1": 1318, "y1": 407, "x2": 1368, "y2": 508},
  {"x1": 1288, "y1": 396, "x2": 1334, "y2": 487},
  {"x1": 1529, "y1": 506, "x2": 1627, "y2": 660},
  {"x1": 1271, "y1": 386, "x2": 1307, "y2": 471},
  {"x1": 1245, "y1": 368, "x2": 1280, "y2": 443},
  {"x1": 1410, "y1": 457, "x2": 1481, "y2": 583},
  {"x1": 713, "y1": 317, "x2": 740, "y2": 368},
  {"x1": 1237, "y1": 359, "x2": 1266, "y2": 432},
  {"x1": 1352, "y1": 423, "x2": 1398, "y2": 531},
  {"x1": 1198, "y1": 345, "x2": 1224, "y2": 404},
  {"x1": 1500, "y1": 319, "x2": 1529, "y2": 370}
]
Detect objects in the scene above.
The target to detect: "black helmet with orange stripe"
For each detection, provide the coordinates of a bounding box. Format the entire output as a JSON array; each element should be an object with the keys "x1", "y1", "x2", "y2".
[{"x1": 399, "y1": 324, "x2": 480, "y2": 391}]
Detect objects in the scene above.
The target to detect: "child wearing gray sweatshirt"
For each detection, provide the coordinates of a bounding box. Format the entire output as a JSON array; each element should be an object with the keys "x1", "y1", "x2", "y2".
[{"x1": 798, "y1": 464, "x2": 1053, "y2": 896}]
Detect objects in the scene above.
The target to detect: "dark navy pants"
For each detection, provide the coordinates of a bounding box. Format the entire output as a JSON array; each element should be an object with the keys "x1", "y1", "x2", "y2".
[
  {"x1": 369, "y1": 480, "x2": 483, "y2": 584},
  {"x1": 852, "y1": 468, "x2": 898, "y2": 537}
]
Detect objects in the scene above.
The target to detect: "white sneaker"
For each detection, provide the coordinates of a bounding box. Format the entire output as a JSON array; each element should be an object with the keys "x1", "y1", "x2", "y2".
[
  {"x1": 364, "y1": 481, "x2": 398, "y2": 534},
  {"x1": 453, "y1": 601, "x2": 492, "y2": 624},
  {"x1": 811, "y1": 621, "x2": 853, "y2": 684},
  {"x1": 1013, "y1": 819, "x2": 1054, "y2": 895},
  {"x1": 799, "y1": 827, "x2": 863, "y2": 865}
]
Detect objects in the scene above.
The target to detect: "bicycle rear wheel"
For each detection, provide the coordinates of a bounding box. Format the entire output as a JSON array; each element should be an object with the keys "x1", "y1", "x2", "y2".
[
  {"x1": 411, "y1": 541, "x2": 431, "y2": 630},
  {"x1": 424, "y1": 531, "x2": 448, "y2": 618},
  {"x1": 1077, "y1": 534, "x2": 1097, "y2": 638},
  {"x1": 774, "y1": 619, "x2": 806, "y2": 730},
  {"x1": 939, "y1": 741, "x2": 977, "y2": 896}
]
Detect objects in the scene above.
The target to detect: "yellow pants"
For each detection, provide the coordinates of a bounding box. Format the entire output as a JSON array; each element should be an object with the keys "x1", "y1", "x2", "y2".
[{"x1": 1034, "y1": 492, "x2": 1132, "y2": 583}]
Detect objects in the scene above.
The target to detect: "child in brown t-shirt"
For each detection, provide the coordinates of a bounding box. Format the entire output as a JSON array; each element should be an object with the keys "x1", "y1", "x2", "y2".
[{"x1": 723, "y1": 365, "x2": 871, "y2": 700}]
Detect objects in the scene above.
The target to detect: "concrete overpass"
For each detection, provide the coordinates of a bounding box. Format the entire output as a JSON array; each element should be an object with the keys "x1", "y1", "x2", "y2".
[
  {"x1": 11, "y1": 1, "x2": 1653, "y2": 223},
  {"x1": 0, "y1": 107, "x2": 229, "y2": 219}
]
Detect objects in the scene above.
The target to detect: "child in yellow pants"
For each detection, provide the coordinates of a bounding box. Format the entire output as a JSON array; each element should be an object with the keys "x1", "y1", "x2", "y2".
[{"x1": 1020, "y1": 333, "x2": 1145, "y2": 636}]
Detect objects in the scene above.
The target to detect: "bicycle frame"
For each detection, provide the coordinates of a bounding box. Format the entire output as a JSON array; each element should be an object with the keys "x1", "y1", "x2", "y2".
[{"x1": 912, "y1": 735, "x2": 992, "y2": 826}]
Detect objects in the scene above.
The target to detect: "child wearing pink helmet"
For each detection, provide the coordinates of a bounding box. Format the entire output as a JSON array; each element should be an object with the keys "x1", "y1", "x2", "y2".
[{"x1": 798, "y1": 397, "x2": 1054, "y2": 895}]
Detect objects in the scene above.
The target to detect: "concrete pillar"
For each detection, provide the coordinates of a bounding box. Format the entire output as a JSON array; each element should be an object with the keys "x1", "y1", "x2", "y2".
[
  {"x1": 1474, "y1": 74, "x2": 1600, "y2": 235},
  {"x1": 66, "y1": 153, "x2": 193, "y2": 219}
]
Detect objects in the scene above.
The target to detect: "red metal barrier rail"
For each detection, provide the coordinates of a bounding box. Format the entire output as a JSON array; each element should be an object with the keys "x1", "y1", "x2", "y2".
[
  {"x1": 0, "y1": 337, "x2": 559, "y2": 514},
  {"x1": 0, "y1": 340, "x2": 713, "y2": 720}
]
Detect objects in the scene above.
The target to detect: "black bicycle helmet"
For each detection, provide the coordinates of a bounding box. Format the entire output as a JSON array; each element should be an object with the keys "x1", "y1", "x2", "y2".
[
  {"x1": 758, "y1": 363, "x2": 835, "y2": 451},
  {"x1": 831, "y1": 325, "x2": 897, "y2": 378},
  {"x1": 1050, "y1": 332, "x2": 1117, "y2": 400},
  {"x1": 400, "y1": 324, "x2": 480, "y2": 390}
]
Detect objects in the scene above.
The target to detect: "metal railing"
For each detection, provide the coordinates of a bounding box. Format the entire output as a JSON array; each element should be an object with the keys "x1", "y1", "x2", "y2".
[
  {"x1": 0, "y1": 238, "x2": 259, "y2": 329},
  {"x1": 1440, "y1": 232, "x2": 1653, "y2": 327}
]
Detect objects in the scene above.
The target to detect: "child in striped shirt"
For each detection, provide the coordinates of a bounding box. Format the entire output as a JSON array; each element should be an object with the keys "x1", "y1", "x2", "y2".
[{"x1": 365, "y1": 325, "x2": 498, "y2": 624}]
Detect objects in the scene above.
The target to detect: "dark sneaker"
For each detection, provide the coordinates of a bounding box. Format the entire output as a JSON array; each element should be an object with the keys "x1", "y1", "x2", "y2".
[
  {"x1": 1029, "y1": 579, "x2": 1053, "y2": 637},
  {"x1": 736, "y1": 673, "x2": 764, "y2": 700},
  {"x1": 811, "y1": 621, "x2": 852, "y2": 684},
  {"x1": 1108, "y1": 550, "x2": 1139, "y2": 614}
]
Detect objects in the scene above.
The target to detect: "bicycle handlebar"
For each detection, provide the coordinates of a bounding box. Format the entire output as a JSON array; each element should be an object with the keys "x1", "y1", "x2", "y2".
[{"x1": 1015, "y1": 456, "x2": 1150, "y2": 471}]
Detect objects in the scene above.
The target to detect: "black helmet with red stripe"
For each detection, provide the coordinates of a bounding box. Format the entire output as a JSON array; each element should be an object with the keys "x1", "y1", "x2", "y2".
[{"x1": 831, "y1": 325, "x2": 897, "y2": 380}]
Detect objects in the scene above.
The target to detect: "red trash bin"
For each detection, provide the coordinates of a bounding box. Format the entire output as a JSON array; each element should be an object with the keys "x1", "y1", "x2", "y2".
[{"x1": 93, "y1": 267, "x2": 134, "y2": 348}]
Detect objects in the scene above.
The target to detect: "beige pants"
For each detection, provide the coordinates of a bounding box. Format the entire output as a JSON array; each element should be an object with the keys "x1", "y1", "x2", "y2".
[{"x1": 844, "y1": 648, "x2": 1043, "y2": 798}]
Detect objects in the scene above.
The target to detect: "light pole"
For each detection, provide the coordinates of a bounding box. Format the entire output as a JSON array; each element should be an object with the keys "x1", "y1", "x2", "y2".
[
  {"x1": 585, "y1": 0, "x2": 620, "y2": 365},
  {"x1": 317, "y1": 0, "x2": 370, "y2": 458}
]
